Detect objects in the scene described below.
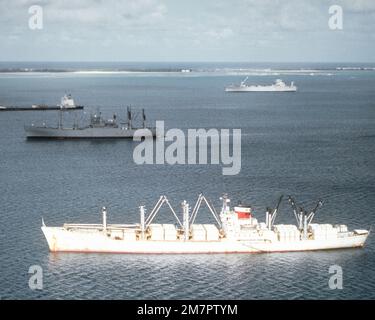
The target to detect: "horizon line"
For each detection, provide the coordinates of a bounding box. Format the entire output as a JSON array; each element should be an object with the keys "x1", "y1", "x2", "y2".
[{"x1": 0, "y1": 60, "x2": 375, "y2": 64}]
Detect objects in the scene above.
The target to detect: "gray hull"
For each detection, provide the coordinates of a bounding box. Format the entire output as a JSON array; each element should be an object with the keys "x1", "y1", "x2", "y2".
[{"x1": 25, "y1": 126, "x2": 156, "y2": 139}]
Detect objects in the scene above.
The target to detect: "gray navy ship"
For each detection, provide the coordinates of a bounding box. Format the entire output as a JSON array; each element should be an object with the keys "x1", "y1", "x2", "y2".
[
  {"x1": 1, "y1": 93, "x2": 84, "y2": 111},
  {"x1": 25, "y1": 94, "x2": 156, "y2": 139}
]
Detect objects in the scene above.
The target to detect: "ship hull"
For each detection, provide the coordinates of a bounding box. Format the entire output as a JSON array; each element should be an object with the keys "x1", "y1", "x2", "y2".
[
  {"x1": 225, "y1": 87, "x2": 297, "y2": 92},
  {"x1": 41, "y1": 226, "x2": 368, "y2": 254},
  {"x1": 25, "y1": 126, "x2": 156, "y2": 139},
  {"x1": 0, "y1": 106, "x2": 83, "y2": 111}
]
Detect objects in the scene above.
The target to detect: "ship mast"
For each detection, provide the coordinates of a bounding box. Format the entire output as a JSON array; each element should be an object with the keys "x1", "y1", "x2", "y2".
[
  {"x1": 102, "y1": 206, "x2": 107, "y2": 233},
  {"x1": 142, "y1": 108, "x2": 146, "y2": 128},
  {"x1": 182, "y1": 201, "x2": 190, "y2": 241},
  {"x1": 127, "y1": 106, "x2": 132, "y2": 129},
  {"x1": 56, "y1": 108, "x2": 65, "y2": 129},
  {"x1": 220, "y1": 194, "x2": 230, "y2": 214},
  {"x1": 139, "y1": 205, "x2": 146, "y2": 240}
]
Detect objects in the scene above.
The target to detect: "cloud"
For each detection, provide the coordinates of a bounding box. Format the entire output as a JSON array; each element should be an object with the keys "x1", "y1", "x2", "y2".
[
  {"x1": 0, "y1": 0, "x2": 374, "y2": 61},
  {"x1": 340, "y1": 0, "x2": 375, "y2": 13},
  {"x1": 205, "y1": 28, "x2": 234, "y2": 40},
  {"x1": 0, "y1": 0, "x2": 167, "y2": 26}
]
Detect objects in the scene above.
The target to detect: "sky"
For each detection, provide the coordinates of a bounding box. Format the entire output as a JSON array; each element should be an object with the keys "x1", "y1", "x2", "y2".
[{"x1": 0, "y1": 0, "x2": 374, "y2": 62}]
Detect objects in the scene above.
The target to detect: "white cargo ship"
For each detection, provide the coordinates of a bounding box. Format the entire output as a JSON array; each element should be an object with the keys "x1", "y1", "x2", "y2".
[
  {"x1": 225, "y1": 77, "x2": 297, "y2": 92},
  {"x1": 41, "y1": 194, "x2": 369, "y2": 254}
]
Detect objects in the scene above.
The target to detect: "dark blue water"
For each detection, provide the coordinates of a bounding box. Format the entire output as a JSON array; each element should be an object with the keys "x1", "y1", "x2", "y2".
[{"x1": 0, "y1": 63, "x2": 375, "y2": 299}]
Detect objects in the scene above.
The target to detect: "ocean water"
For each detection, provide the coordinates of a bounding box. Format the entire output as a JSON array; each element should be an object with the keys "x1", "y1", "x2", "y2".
[{"x1": 0, "y1": 63, "x2": 375, "y2": 299}]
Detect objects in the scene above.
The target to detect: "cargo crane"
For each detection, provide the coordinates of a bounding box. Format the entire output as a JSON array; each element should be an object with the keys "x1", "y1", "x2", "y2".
[
  {"x1": 288, "y1": 196, "x2": 324, "y2": 239},
  {"x1": 265, "y1": 195, "x2": 284, "y2": 230},
  {"x1": 142, "y1": 194, "x2": 222, "y2": 241}
]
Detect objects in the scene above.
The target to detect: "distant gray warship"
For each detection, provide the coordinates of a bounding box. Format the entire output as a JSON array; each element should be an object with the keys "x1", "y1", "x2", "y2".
[
  {"x1": 1, "y1": 93, "x2": 84, "y2": 111},
  {"x1": 25, "y1": 95, "x2": 156, "y2": 139}
]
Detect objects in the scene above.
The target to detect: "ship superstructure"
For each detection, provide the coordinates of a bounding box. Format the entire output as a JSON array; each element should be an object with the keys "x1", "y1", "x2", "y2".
[{"x1": 59, "y1": 94, "x2": 77, "y2": 109}]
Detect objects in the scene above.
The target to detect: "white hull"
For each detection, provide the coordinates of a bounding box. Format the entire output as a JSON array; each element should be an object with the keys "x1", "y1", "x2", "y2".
[
  {"x1": 225, "y1": 78, "x2": 297, "y2": 92},
  {"x1": 42, "y1": 226, "x2": 368, "y2": 254},
  {"x1": 225, "y1": 87, "x2": 297, "y2": 92}
]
